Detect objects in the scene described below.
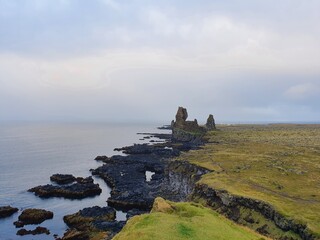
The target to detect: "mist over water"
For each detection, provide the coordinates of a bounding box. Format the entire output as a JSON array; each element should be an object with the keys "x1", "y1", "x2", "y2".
[{"x1": 0, "y1": 122, "x2": 163, "y2": 240}]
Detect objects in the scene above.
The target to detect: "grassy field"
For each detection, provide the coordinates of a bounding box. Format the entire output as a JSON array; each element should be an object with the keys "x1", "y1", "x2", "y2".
[
  {"x1": 113, "y1": 197, "x2": 268, "y2": 240},
  {"x1": 177, "y1": 124, "x2": 320, "y2": 236}
]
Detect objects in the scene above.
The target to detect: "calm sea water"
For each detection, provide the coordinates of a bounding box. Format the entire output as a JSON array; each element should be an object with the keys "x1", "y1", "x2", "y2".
[{"x1": 0, "y1": 122, "x2": 165, "y2": 240}]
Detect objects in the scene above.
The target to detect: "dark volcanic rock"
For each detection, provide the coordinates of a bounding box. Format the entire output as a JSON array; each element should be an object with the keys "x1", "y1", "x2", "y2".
[
  {"x1": 0, "y1": 205, "x2": 18, "y2": 218},
  {"x1": 93, "y1": 220, "x2": 126, "y2": 233},
  {"x1": 61, "y1": 229, "x2": 89, "y2": 240},
  {"x1": 59, "y1": 107, "x2": 212, "y2": 239},
  {"x1": 17, "y1": 208, "x2": 53, "y2": 225},
  {"x1": 157, "y1": 125, "x2": 172, "y2": 130},
  {"x1": 171, "y1": 107, "x2": 207, "y2": 142},
  {"x1": 191, "y1": 183, "x2": 316, "y2": 240},
  {"x1": 115, "y1": 143, "x2": 179, "y2": 157},
  {"x1": 64, "y1": 206, "x2": 116, "y2": 228},
  {"x1": 63, "y1": 206, "x2": 119, "y2": 240},
  {"x1": 137, "y1": 133, "x2": 172, "y2": 141},
  {"x1": 13, "y1": 220, "x2": 25, "y2": 228},
  {"x1": 28, "y1": 182, "x2": 101, "y2": 199},
  {"x1": 163, "y1": 161, "x2": 210, "y2": 201},
  {"x1": 256, "y1": 224, "x2": 269, "y2": 235},
  {"x1": 76, "y1": 176, "x2": 94, "y2": 184},
  {"x1": 126, "y1": 209, "x2": 147, "y2": 219},
  {"x1": 91, "y1": 153, "x2": 166, "y2": 210},
  {"x1": 175, "y1": 106, "x2": 188, "y2": 124},
  {"x1": 92, "y1": 142, "x2": 207, "y2": 211},
  {"x1": 95, "y1": 155, "x2": 109, "y2": 162},
  {"x1": 17, "y1": 226, "x2": 50, "y2": 236},
  {"x1": 206, "y1": 114, "x2": 216, "y2": 130},
  {"x1": 50, "y1": 174, "x2": 76, "y2": 185},
  {"x1": 90, "y1": 112, "x2": 208, "y2": 212},
  {"x1": 79, "y1": 206, "x2": 116, "y2": 219}
]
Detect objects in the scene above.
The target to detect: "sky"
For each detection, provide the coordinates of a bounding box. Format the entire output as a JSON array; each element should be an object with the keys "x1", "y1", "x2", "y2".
[{"x1": 0, "y1": 0, "x2": 319, "y2": 123}]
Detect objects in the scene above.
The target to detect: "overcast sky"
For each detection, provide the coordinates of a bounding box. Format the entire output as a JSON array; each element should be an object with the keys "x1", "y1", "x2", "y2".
[{"x1": 0, "y1": 0, "x2": 319, "y2": 123}]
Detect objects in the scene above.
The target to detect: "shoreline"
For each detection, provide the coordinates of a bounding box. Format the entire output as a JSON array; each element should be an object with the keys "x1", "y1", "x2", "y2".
[{"x1": 1, "y1": 122, "x2": 319, "y2": 239}]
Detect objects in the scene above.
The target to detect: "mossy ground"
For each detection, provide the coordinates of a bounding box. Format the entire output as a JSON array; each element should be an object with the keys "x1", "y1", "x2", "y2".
[
  {"x1": 177, "y1": 124, "x2": 320, "y2": 236},
  {"x1": 113, "y1": 198, "x2": 268, "y2": 240}
]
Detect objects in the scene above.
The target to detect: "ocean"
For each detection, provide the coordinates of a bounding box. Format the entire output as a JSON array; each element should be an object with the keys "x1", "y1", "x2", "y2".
[{"x1": 0, "y1": 122, "x2": 165, "y2": 240}]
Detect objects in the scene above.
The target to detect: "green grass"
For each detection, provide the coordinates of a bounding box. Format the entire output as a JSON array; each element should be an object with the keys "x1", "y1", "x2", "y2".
[
  {"x1": 177, "y1": 124, "x2": 320, "y2": 236},
  {"x1": 113, "y1": 198, "x2": 268, "y2": 240}
]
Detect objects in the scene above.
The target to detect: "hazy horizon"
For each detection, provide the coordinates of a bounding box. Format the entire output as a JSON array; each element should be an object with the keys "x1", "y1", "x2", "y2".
[{"x1": 1, "y1": 0, "x2": 319, "y2": 123}]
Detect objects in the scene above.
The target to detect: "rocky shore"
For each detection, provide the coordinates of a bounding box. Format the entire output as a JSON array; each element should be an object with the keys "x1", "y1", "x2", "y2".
[
  {"x1": 9, "y1": 106, "x2": 315, "y2": 239},
  {"x1": 28, "y1": 175, "x2": 102, "y2": 199},
  {"x1": 13, "y1": 208, "x2": 53, "y2": 236},
  {"x1": 53, "y1": 107, "x2": 211, "y2": 239}
]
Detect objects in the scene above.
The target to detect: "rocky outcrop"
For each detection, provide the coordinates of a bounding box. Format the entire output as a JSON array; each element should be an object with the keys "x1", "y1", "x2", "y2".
[
  {"x1": 29, "y1": 175, "x2": 101, "y2": 199},
  {"x1": 29, "y1": 182, "x2": 101, "y2": 199},
  {"x1": 95, "y1": 155, "x2": 109, "y2": 162},
  {"x1": 126, "y1": 209, "x2": 148, "y2": 219},
  {"x1": 91, "y1": 153, "x2": 164, "y2": 211},
  {"x1": 64, "y1": 206, "x2": 116, "y2": 227},
  {"x1": 14, "y1": 208, "x2": 53, "y2": 227},
  {"x1": 162, "y1": 160, "x2": 210, "y2": 202},
  {"x1": 62, "y1": 206, "x2": 123, "y2": 240},
  {"x1": 0, "y1": 206, "x2": 18, "y2": 218},
  {"x1": 114, "y1": 143, "x2": 179, "y2": 157},
  {"x1": 16, "y1": 226, "x2": 50, "y2": 236},
  {"x1": 151, "y1": 197, "x2": 174, "y2": 213},
  {"x1": 50, "y1": 174, "x2": 76, "y2": 185},
  {"x1": 157, "y1": 125, "x2": 172, "y2": 130},
  {"x1": 206, "y1": 114, "x2": 216, "y2": 130},
  {"x1": 61, "y1": 229, "x2": 90, "y2": 240},
  {"x1": 171, "y1": 107, "x2": 211, "y2": 142},
  {"x1": 192, "y1": 184, "x2": 317, "y2": 240}
]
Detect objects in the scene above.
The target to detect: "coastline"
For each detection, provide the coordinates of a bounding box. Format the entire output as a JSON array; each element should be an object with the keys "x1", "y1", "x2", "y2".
[{"x1": 1, "y1": 121, "x2": 319, "y2": 239}]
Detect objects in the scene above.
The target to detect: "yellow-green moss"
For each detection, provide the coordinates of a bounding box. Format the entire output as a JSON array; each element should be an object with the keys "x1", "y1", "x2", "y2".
[
  {"x1": 177, "y1": 124, "x2": 320, "y2": 236},
  {"x1": 113, "y1": 197, "x2": 268, "y2": 240}
]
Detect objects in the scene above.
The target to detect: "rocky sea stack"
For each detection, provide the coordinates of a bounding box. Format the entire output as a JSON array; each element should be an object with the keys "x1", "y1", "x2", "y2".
[{"x1": 171, "y1": 106, "x2": 216, "y2": 142}]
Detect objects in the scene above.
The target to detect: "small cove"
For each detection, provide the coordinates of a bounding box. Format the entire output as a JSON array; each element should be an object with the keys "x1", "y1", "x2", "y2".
[{"x1": 0, "y1": 122, "x2": 166, "y2": 239}]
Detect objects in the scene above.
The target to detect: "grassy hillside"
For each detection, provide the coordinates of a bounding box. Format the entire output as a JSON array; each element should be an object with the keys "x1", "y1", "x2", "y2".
[
  {"x1": 113, "y1": 197, "x2": 268, "y2": 240},
  {"x1": 177, "y1": 124, "x2": 320, "y2": 236}
]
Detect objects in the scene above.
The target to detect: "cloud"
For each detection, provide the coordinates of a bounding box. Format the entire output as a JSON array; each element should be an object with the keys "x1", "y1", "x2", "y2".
[
  {"x1": 99, "y1": 0, "x2": 121, "y2": 10},
  {"x1": 284, "y1": 83, "x2": 320, "y2": 101},
  {"x1": 0, "y1": 1, "x2": 320, "y2": 122}
]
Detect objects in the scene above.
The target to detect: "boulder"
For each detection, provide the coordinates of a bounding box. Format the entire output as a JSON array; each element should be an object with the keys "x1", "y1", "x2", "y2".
[
  {"x1": 63, "y1": 206, "x2": 116, "y2": 229},
  {"x1": 17, "y1": 208, "x2": 53, "y2": 225},
  {"x1": 62, "y1": 206, "x2": 119, "y2": 240},
  {"x1": 16, "y1": 226, "x2": 50, "y2": 236},
  {"x1": 0, "y1": 205, "x2": 18, "y2": 218},
  {"x1": 151, "y1": 197, "x2": 174, "y2": 214},
  {"x1": 50, "y1": 174, "x2": 76, "y2": 185}
]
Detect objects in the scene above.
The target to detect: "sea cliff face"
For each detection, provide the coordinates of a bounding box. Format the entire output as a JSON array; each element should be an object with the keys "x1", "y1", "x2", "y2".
[
  {"x1": 191, "y1": 184, "x2": 315, "y2": 240},
  {"x1": 160, "y1": 157, "x2": 316, "y2": 240},
  {"x1": 163, "y1": 160, "x2": 210, "y2": 201}
]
